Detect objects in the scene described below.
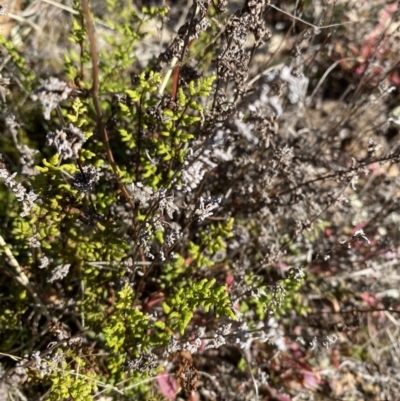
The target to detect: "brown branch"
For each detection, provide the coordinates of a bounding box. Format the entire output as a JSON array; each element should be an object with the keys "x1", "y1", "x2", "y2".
[{"x1": 80, "y1": 0, "x2": 136, "y2": 213}]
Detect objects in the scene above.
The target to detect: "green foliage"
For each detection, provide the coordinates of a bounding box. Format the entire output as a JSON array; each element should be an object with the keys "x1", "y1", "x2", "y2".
[
  {"x1": 0, "y1": 290, "x2": 27, "y2": 351},
  {"x1": 0, "y1": 0, "x2": 336, "y2": 398},
  {"x1": 115, "y1": 73, "x2": 215, "y2": 188},
  {"x1": 104, "y1": 284, "x2": 169, "y2": 353},
  {"x1": 199, "y1": 217, "x2": 234, "y2": 254},
  {"x1": 160, "y1": 218, "x2": 234, "y2": 287},
  {"x1": 243, "y1": 267, "x2": 307, "y2": 320},
  {"x1": 0, "y1": 35, "x2": 35, "y2": 90},
  {"x1": 160, "y1": 253, "x2": 187, "y2": 288},
  {"x1": 48, "y1": 358, "x2": 97, "y2": 401},
  {"x1": 163, "y1": 278, "x2": 235, "y2": 334}
]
